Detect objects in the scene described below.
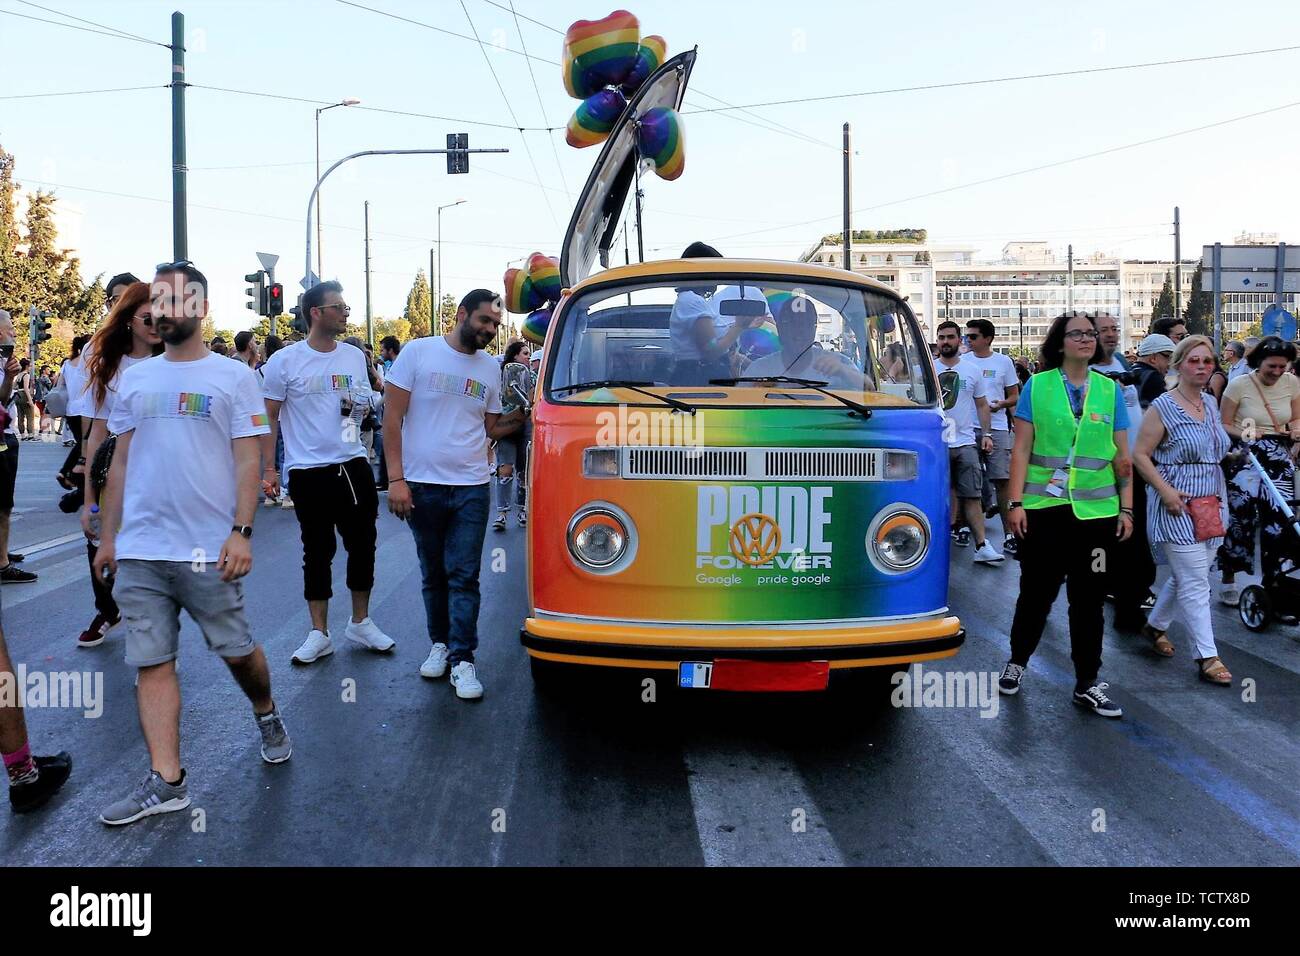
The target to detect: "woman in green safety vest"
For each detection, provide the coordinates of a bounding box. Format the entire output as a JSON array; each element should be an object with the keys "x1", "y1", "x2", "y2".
[{"x1": 996, "y1": 312, "x2": 1135, "y2": 718}]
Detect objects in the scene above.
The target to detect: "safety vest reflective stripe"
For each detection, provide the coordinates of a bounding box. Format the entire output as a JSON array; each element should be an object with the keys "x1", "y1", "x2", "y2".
[
  {"x1": 1029, "y1": 453, "x2": 1112, "y2": 470},
  {"x1": 1024, "y1": 482, "x2": 1117, "y2": 500}
]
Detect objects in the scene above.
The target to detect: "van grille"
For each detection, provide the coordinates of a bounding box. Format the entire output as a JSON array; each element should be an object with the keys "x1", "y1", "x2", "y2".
[{"x1": 618, "y1": 447, "x2": 902, "y2": 481}]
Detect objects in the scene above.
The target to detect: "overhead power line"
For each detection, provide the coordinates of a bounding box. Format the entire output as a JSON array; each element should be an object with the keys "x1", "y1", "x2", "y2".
[
  {"x1": 708, "y1": 99, "x2": 1300, "y2": 244},
  {"x1": 0, "y1": 85, "x2": 166, "y2": 101},
  {"x1": 0, "y1": 6, "x2": 168, "y2": 47},
  {"x1": 14, "y1": 0, "x2": 165, "y2": 46},
  {"x1": 682, "y1": 43, "x2": 1300, "y2": 115}
]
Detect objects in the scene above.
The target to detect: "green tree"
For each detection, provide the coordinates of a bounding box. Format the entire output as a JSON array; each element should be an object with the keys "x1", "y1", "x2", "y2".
[
  {"x1": 1152, "y1": 272, "x2": 1175, "y2": 321},
  {"x1": 404, "y1": 269, "x2": 432, "y2": 338},
  {"x1": 435, "y1": 293, "x2": 456, "y2": 337},
  {"x1": 374, "y1": 317, "x2": 411, "y2": 343},
  {"x1": 1182, "y1": 262, "x2": 1212, "y2": 337}
]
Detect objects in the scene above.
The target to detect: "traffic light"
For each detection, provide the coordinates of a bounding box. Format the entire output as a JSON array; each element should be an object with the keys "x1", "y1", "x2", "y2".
[
  {"x1": 268, "y1": 282, "x2": 284, "y2": 317},
  {"x1": 290, "y1": 295, "x2": 308, "y2": 335},
  {"x1": 245, "y1": 271, "x2": 267, "y2": 316},
  {"x1": 28, "y1": 308, "x2": 52, "y2": 347},
  {"x1": 447, "y1": 132, "x2": 468, "y2": 174}
]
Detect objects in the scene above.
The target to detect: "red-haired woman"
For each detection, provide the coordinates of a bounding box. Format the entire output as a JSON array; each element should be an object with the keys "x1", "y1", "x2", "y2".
[{"x1": 75, "y1": 282, "x2": 162, "y2": 650}]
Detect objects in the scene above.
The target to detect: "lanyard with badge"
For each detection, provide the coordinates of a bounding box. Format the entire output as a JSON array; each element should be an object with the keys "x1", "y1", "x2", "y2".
[{"x1": 1046, "y1": 369, "x2": 1085, "y2": 498}]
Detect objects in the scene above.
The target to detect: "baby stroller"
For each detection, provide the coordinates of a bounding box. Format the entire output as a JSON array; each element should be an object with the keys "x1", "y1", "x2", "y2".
[{"x1": 1237, "y1": 448, "x2": 1300, "y2": 631}]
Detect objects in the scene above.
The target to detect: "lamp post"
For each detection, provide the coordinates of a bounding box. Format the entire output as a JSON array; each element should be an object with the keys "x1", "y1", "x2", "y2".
[
  {"x1": 315, "y1": 97, "x2": 361, "y2": 279},
  {"x1": 436, "y1": 199, "x2": 466, "y2": 333}
]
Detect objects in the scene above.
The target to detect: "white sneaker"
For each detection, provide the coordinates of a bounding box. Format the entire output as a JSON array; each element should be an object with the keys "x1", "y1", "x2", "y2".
[
  {"x1": 450, "y1": 661, "x2": 484, "y2": 699},
  {"x1": 344, "y1": 617, "x2": 395, "y2": 652},
  {"x1": 420, "y1": 643, "x2": 449, "y2": 679},
  {"x1": 1219, "y1": 585, "x2": 1240, "y2": 607},
  {"x1": 291, "y1": 629, "x2": 334, "y2": 664},
  {"x1": 278, "y1": 495, "x2": 295, "y2": 509},
  {"x1": 973, "y1": 541, "x2": 1005, "y2": 564}
]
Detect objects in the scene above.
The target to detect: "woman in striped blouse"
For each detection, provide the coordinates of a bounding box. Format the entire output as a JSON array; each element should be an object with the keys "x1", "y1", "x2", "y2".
[{"x1": 1132, "y1": 335, "x2": 1233, "y2": 685}]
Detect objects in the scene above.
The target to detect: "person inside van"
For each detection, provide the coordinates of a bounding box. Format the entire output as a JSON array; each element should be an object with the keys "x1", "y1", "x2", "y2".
[
  {"x1": 745, "y1": 297, "x2": 871, "y2": 390},
  {"x1": 669, "y1": 242, "x2": 757, "y2": 384}
]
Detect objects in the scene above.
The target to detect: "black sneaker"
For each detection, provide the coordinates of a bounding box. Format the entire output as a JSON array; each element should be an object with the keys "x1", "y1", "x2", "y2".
[
  {"x1": 492, "y1": 511, "x2": 507, "y2": 532},
  {"x1": 0, "y1": 565, "x2": 37, "y2": 584},
  {"x1": 998, "y1": 661, "x2": 1025, "y2": 695},
  {"x1": 1073, "y1": 682, "x2": 1123, "y2": 718},
  {"x1": 9, "y1": 752, "x2": 73, "y2": 813},
  {"x1": 1002, "y1": 535, "x2": 1019, "y2": 558},
  {"x1": 8, "y1": 552, "x2": 24, "y2": 563},
  {"x1": 951, "y1": 528, "x2": 971, "y2": 548}
]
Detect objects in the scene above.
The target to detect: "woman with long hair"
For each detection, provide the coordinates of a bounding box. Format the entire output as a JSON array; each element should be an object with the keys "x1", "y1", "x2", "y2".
[
  {"x1": 1000, "y1": 312, "x2": 1135, "y2": 717},
  {"x1": 1132, "y1": 335, "x2": 1233, "y2": 684},
  {"x1": 493, "y1": 339, "x2": 533, "y2": 531},
  {"x1": 75, "y1": 282, "x2": 162, "y2": 650}
]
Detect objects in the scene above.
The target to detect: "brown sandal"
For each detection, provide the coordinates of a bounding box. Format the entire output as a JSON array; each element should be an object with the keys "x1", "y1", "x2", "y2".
[
  {"x1": 1196, "y1": 657, "x2": 1232, "y2": 685},
  {"x1": 1141, "y1": 623, "x2": 1175, "y2": 657}
]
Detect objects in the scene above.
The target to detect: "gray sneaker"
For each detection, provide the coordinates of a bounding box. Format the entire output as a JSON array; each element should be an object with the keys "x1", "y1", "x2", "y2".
[
  {"x1": 256, "y1": 705, "x2": 292, "y2": 764},
  {"x1": 100, "y1": 771, "x2": 190, "y2": 826}
]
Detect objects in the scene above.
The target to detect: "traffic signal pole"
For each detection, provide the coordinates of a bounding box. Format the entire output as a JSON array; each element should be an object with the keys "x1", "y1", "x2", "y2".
[{"x1": 301, "y1": 145, "x2": 508, "y2": 291}]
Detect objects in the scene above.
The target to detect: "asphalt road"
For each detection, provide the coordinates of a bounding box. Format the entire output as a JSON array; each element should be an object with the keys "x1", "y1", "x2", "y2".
[{"x1": 2, "y1": 439, "x2": 1298, "y2": 866}]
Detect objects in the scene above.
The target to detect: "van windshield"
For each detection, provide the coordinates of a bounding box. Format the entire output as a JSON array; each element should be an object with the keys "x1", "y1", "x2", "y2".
[{"x1": 546, "y1": 276, "x2": 936, "y2": 408}]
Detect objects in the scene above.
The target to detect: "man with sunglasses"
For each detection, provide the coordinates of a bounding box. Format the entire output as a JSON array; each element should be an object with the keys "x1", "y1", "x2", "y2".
[
  {"x1": 94, "y1": 261, "x2": 291, "y2": 826},
  {"x1": 963, "y1": 320, "x2": 1020, "y2": 555},
  {"x1": 260, "y1": 280, "x2": 395, "y2": 664}
]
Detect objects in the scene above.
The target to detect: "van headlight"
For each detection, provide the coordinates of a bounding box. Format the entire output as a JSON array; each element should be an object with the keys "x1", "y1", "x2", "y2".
[
  {"x1": 567, "y1": 502, "x2": 638, "y2": 574},
  {"x1": 866, "y1": 506, "x2": 929, "y2": 573}
]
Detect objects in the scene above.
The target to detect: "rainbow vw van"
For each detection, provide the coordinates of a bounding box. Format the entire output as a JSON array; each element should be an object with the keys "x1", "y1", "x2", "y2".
[{"x1": 520, "y1": 50, "x2": 964, "y2": 692}]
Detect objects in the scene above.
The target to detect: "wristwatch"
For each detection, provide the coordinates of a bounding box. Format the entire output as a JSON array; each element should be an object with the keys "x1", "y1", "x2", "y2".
[
  {"x1": 232, "y1": 524, "x2": 253, "y2": 539},
  {"x1": 1009, "y1": 501, "x2": 1023, "y2": 510}
]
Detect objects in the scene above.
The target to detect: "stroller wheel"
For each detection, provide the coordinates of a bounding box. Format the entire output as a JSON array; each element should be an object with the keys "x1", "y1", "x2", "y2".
[{"x1": 1239, "y1": 585, "x2": 1271, "y2": 632}]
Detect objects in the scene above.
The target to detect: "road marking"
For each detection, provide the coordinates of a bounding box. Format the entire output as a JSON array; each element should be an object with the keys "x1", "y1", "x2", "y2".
[
  {"x1": 0, "y1": 554, "x2": 91, "y2": 613},
  {"x1": 14, "y1": 531, "x2": 84, "y2": 556},
  {"x1": 684, "y1": 744, "x2": 844, "y2": 866}
]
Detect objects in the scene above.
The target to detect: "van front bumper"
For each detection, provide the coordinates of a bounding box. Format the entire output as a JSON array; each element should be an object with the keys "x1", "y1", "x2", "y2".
[{"x1": 519, "y1": 615, "x2": 965, "y2": 670}]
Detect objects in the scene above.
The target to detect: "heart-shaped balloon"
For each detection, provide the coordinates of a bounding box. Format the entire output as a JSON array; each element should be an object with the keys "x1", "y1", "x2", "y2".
[
  {"x1": 527, "y1": 253, "x2": 562, "y2": 303},
  {"x1": 562, "y1": 10, "x2": 641, "y2": 99},
  {"x1": 503, "y1": 267, "x2": 543, "y2": 314},
  {"x1": 565, "y1": 89, "x2": 627, "y2": 148},
  {"x1": 522, "y1": 306, "x2": 552, "y2": 345},
  {"x1": 636, "y1": 106, "x2": 685, "y2": 181},
  {"x1": 621, "y1": 35, "x2": 666, "y2": 95}
]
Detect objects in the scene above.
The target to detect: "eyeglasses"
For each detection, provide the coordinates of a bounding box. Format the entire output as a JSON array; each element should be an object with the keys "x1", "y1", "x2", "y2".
[
  {"x1": 1064, "y1": 330, "x2": 1099, "y2": 341},
  {"x1": 321, "y1": 303, "x2": 352, "y2": 316}
]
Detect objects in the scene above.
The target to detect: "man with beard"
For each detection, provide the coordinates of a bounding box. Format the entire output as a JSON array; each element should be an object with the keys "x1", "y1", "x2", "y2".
[
  {"x1": 259, "y1": 280, "x2": 395, "y2": 663},
  {"x1": 384, "y1": 289, "x2": 525, "y2": 699},
  {"x1": 934, "y1": 322, "x2": 1000, "y2": 563},
  {"x1": 94, "y1": 262, "x2": 291, "y2": 825}
]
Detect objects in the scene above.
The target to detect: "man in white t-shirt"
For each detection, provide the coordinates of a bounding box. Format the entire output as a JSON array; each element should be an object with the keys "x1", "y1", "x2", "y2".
[
  {"x1": 260, "y1": 280, "x2": 395, "y2": 664},
  {"x1": 384, "y1": 289, "x2": 526, "y2": 700},
  {"x1": 744, "y1": 296, "x2": 869, "y2": 389},
  {"x1": 934, "y1": 321, "x2": 1001, "y2": 563},
  {"x1": 93, "y1": 263, "x2": 291, "y2": 826},
  {"x1": 962, "y1": 319, "x2": 1021, "y2": 555},
  {"x1": 1090, "y1": 313, "x2": 1142, "y2": 451}
]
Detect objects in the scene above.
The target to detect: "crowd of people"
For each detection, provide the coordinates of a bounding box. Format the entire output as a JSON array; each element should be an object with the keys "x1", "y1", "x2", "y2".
[
  {"x1": 1, "y1": 263, "x2": 531, "y2": 822},
  {"x1": 933, "y1": 310, "x2": 1296, "y2": 718}
]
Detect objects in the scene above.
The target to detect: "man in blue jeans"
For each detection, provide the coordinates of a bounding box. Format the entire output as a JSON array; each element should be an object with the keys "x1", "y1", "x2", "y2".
[{"x1": 383, "y1": 290, "x2": 525, "y2": 699}]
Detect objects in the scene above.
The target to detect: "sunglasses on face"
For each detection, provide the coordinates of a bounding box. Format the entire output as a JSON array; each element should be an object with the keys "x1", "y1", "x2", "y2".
[{"x1": 134, "y1": 314, "x2": 154, "y2": 327}]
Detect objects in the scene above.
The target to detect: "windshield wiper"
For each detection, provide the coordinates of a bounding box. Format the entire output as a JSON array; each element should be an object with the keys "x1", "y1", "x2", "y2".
[
  {"x1": 710, "y1": 376, "x2": 872, "y2": 418},
  {"x1": 551, "y1": 380, "x2": 696, "y2": 414}
]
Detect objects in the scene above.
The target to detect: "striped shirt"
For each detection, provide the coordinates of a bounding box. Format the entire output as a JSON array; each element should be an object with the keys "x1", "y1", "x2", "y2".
[{"x1": 1146, "y1": 391, "x2": 1231, "y2": 546}]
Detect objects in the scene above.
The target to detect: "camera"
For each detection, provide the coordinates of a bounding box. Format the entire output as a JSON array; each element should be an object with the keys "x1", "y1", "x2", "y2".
[{"x1": 1098, "y1": 369, "x2": 1140, "y2": 386}]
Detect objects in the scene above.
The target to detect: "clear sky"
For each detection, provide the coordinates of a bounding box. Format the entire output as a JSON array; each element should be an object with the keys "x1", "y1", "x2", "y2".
[{"x1": 2, "y1": 0, "x2": 1297, "y2": 330}]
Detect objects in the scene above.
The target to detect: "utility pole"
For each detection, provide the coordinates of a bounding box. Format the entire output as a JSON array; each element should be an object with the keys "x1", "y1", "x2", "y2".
[
  {"x1": 364, "y1": 201, "x2": 373, "y2": 346},
  {"x1": 1212, "y1": 242, "x2": 1223, "y2": 355},
  {"x1": 170, "y1": 11, "x2": 187, "y2": 261},
  {"x1": 1019, "y1": 301, "x2": 1025, "y2": 356},
  {"x1": 1173, "y1": 206, "x2": 1182, "y2": 318},
  {"x1": 842, "y1": 123, "x2": 852, "y2": 272},
  {"x1": 430, "y1": 248, "x2": 436, "y2": 336},
  {"x1": 1067, "y1": 244, "x2": 1074, "y2": 312}
]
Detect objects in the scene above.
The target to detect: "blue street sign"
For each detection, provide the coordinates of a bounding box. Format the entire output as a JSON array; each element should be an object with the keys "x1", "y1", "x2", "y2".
[{"x1": 1261, "y1": 304, "x2": 1297, "y2": 341}]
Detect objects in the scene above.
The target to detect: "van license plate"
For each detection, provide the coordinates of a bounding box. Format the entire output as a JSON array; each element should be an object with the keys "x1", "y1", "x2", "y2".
[{"x1": 679, "y1": 662, "x2": 713, "y2": 688}]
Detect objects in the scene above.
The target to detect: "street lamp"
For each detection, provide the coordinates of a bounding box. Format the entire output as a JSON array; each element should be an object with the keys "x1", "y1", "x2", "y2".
[
  {"x1": 435, "y1": 199, "x2": 466, "y2": 333},
  {"x1": 315, "y1": 97, "x2": 361, "y2": 279}
]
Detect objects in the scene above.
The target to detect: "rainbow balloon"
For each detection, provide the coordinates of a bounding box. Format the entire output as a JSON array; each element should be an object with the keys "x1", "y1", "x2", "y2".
[
  {"x1": 527, "y1": 253, "x2": 562, "y2": 303},
  {"x1": 562, "y1": 10, "x2": 641, "y2": 100},
  {"x1": 522, "y1": 306, "x2": 552, "y2": 345},
  {"x1": 566, "y1": 89, "x2": 626, "y2": 148},
  {"x1": 621, "y1": 35, "x2": 666, "y2": 94},
  {"x1": 503, "y1": 267, "x2": 543, "y2": 314},
  {"x1": 636, "y1": 106, "x2": 684, "y2": 180}
]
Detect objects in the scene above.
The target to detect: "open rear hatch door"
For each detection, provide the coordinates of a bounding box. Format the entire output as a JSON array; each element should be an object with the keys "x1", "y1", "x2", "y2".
[{"x1": 559, "y1": 49, "x2": 697, "y2": 289}]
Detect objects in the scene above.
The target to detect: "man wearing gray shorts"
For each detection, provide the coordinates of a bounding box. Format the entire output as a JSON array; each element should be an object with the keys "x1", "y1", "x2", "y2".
[
  {"x1": 93, "y1": 263, "x2": 291, "y2": 826},
  {"x1": 963, "y1": 319, "x2": 1020, "y2": 555}
]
